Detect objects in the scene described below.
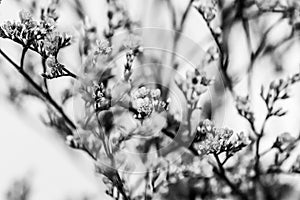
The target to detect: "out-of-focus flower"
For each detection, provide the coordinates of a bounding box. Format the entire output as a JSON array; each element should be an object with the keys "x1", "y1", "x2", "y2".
[
  {"x1": 193, "y1": 119, "x2": 249, "y2": 155},
  {"x1": 79, "y1": 76, "x2": 112, "y2": 114},
  {"x1": 255, "y1": 0, "x2": 280, "y2": 10},
  {"x1": 273, "y1": 132, "x2": 296, "y2": 152},
  {"x1": 290, "y1": 155, "x2": 300, "y2": 173},
  {"x1": 19, "y1": 10, "x2": 33, "y2": 24},
  {"x1": 205, "y1": 46, "x2": 219, "y2": 63},
  {"x1": 176, "y1": 69, "x2": 212, "y2": 105},
  {"x1": 131, "y1": 87, "x2": 168, "y2": 119},
  {"x1": 122, "y1": 34, "x2": 142, "y2": 51},
  {"x1": 194, "y1": 0, "x2": 217, "y2": 22},
  {"x1": 123, "y1": 36, "x2": 142, "y2": 81},
  {"x1": 236, "y1": 95, "x2": 255, "y2": 123},
  {"x1": 94, "y1": 39, "x2": 112, "y2": 55},
  {"x1": 104, "y1": 0, "x2": 138, "y2": 40}
]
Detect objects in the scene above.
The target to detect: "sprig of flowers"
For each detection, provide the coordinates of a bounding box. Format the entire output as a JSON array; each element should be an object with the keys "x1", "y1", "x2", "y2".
[
  {"x1": 131, "y1": 87, "x2": 169, "y2": 120},
  {"x1": 193, "y1": 119, "x2": 249, "y2": 155},
  {"x1": 0, "y1": 7, "x2": 71, "y2": 58},
  {"x1": 0, "y1": 5, "x2": 74, "y2": 80},
  {"x1": 260, "y1": 71, "x2": 300, "y2": 117},
  {"x1": 194, "y1": 0, "x2": 218, "y2": 22}
]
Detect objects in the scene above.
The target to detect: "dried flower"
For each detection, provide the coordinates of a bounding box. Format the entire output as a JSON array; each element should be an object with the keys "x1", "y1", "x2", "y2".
[
  {"x1": 42, "y1": 57, "x2": 65, "y2": 79},
  {"x1": 42, "y1": 32, "x2": 72, "y2": 57},
  {"x1": 0, "y1": 8, "x2": 71, "y2": 58},
  {"x1": 131, "y1": 87, "x2": 168, "y2": 119},
  {"x1": 193, "y1": 119, "x2": 249, "y2": 155},
  {"x1": 194, "y1": 0, "x2": 218, "y2": 22}
]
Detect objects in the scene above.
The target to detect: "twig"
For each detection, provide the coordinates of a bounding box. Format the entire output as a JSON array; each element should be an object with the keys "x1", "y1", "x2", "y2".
[
  {"x1": 213, "y1": 153, "x2": 248, "y2": 200},
  {"x1": 62, "y1": 67, "x2": 77, "y2": 79},
  {"x1": 162, "y1": 0, "x2": 194, "y2": 100},
  {"x1": 20, "y1": 46, "x2": 28, "y2": 70},
  {"x1": 197, "y1": 7, "x2": 234, "y2": 95},
  {"x1": 0, "y1": 48, "x2": 76, "y2": 130},
  {"x1": 41, "y1": 58, "x2": 49, "y2": 93},
  {"x1": 254, "y1": 113, "x2": 271, "y2": 177}
]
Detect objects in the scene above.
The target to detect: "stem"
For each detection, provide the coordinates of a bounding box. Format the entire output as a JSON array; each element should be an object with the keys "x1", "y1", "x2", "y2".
[
  {"x1": 62, "y1": 67, "x2": 77, "y2": 79},
  {"x1": 221, "y1": 154, "x2": 232, "y2": 165},
  {"x1": 20, "y1": 46, "x2": 28, "y2": 70},
  {"x1": 178, "y1": 0, "x2": 194, "y2": 33},
  {"x1": 197, "y1": 8, "x2": 234, "y2": 95},
  {"x1": 162, "y1": 0, "x2": 194, "y2": 100},
  {"x1": 254, "y1": 113, "x2": 271, "y2": 177},
  {"x1": 213, "y1": 153, "x2": 248, "y2": 200},
  {"x1": 42, "y1": 58, "x2": 49, "y2": 93},
  {"x1": 0, "y1": 49, "x2": 76, "y2": 130}
]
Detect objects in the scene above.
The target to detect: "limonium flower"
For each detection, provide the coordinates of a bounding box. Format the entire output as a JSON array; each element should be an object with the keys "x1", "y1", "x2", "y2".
[
  {"x1": 193, "y1": 119, "x2": 249, "y2": 155},
  {"x1": 194, "y1": 0, "x2": 217, "y2": 22},
  {"x1": 131, "y1": 87, "x2": 168, "y2": 119},
  {"x1": 0, "y1": 9, "x2": 71, "y2": 58}
]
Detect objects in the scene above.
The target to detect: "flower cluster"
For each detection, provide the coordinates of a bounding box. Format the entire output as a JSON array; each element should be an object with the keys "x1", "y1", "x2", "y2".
[
  {"x1": 176, "y1": 69, "x2": 212, "y2": 105},
  {"x1": 0, "y1": 7, "x2": 71, "y2": 57},
  {"x1": 41, "y1": 57, "x2": 64, "y2": 79},
  {"x1": 131, "y1": 87, "x2": 168, "y2": 119},
  {"x1": 194, "y1": 0, "x2": 217, "y2": 22},
  {"x1": 193, "y1": 119, "x2": 249, "y2": 155}
]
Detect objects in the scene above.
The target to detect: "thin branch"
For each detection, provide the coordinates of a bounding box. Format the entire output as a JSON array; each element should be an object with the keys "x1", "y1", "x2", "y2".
[
  {"x1": 62, "y1": 67, "x2": 77, "y2": 79},
  {"x1": 20, "y1": 46, "x2": 28, "y2": 70},
  {"x1": 178, "y1": 0, "x2": 194, "y2": 33},
  {"x1": 221, "y1": 154, "x2": 233, "y2": 165},
  {"x1": 41, "y1": 58, "x2": 49, "y2": 93},
  {"x1": 254, "y1": 113, "x2": 271, "y2": 177},
  {"x1": 197, "y1": 8, "x2": 234, "y2": 95},
  {"x1": 162, "y1": 0, "x2": 195, "y2": 100},
  {"x1": 213, "y1": 153, "x2": 248, "y2": 200},
  {"x1": 166, "y1": 0, "x2": 177, "y2": 30},
  {"x1": 0, "y1": 48, "x2": 76, "y2": 130}
]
